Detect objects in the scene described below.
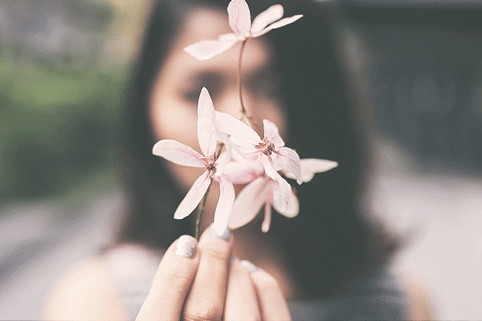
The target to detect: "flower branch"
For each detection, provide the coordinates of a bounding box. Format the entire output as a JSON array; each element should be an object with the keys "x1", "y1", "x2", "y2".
[{"x1": 153, "y1": 0, "x2": 338, "y2": 236}]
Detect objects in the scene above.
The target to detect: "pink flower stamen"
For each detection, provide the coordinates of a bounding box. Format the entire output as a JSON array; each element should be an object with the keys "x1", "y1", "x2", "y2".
[
  {"x1": 256, "y1": 136, "x2": 275, "y2": 156},
  {"x1": 202, "y1": 154, "x2": 218, "y2": 176}
]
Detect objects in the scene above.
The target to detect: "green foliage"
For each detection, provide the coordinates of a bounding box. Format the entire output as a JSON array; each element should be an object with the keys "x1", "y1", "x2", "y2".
[{"x1": 0, "y1": 58, "x2": 125, "y2": 202}]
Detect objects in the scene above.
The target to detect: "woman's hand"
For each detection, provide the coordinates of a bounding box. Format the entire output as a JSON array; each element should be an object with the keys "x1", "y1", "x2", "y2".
[{"x1": 136, "y1": 228, "x2": 291, "y2": 320}]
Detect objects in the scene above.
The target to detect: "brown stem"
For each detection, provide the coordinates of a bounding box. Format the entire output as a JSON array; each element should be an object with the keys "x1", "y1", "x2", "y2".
[
  {"x1": 237, "y1": 40, "x2": 262, "y2": 135},
  {"x1": 237, "y1": 40, "x2": 247, "y2": 116},
  {"x1": 195, "y1": 183, "x2": 211, "y2": 240}
]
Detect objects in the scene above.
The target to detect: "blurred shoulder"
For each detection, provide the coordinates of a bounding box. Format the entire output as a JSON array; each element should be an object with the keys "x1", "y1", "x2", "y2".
[
  {"x1": 43, "y1": 255, "x2": 129, "y2": 320},
  {"x1": 399, "y1": 268, "x2": 433, "y2": 320}
]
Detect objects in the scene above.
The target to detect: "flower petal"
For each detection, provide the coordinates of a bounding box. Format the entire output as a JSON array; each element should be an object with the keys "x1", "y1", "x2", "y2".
[
  {"x1": 285, "y1": 158, "x2": 338, "y2": 182},
  {"x1": 197, "y1": 88, "x2": 218, "y2": 157},
  {"x1": 212, "y1": 175, "x2": 235, "y2": 236},
  {"x1": 184, "y1": 39, "x2": 236, "y2": 61},
  {"x1": 174, "y1": 172, "x2": 211, "y2": 220},
  {"x1": 223, "y1": 159, "x2": 264, "y2": 184},
  {"x1": 227, "y1": 159, "x2": 264, "y2": 184},
  {"x1": 251, "y1": 4, "x2": 283, "y2": 34},
  {"x1": 215, "y1": 111, "x2": 261, "y2": 146},
  {"x1": 263, "y1": 119, "x2": 284, "y2": 148},
  {"x1": 274, "y1": 147, "x2": 302, "y2": 184},
  {"x1": 263, "y1": 156, "x2": 278, "y2": 181},
  {"x1": 218, "y1": 33, "x2": 238, "y2": 42},
  {"x1": 272, "y1": 187, "x2": 299, "y2": 218},
  {"x1": 227, "y1": 0, "x2": 251, "y2": 37},
  {"x1": 252, "y1": 14, "x2": 303, "y2": 38},
  {"x1": 229, "y1": 177, "x2": 270, "y2": 229},
  {"x1": 152, "y1": 139, "x2": 205, "y2": 167},
  {"x1": 272, "y1": 174, "x2": 291, "y2": 213},
  {"x1": 213, "y1": 149, "x2": 231, "y2": 175}
]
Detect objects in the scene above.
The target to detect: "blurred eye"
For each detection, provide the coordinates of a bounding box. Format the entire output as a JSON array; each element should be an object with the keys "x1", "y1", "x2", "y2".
[
  {"x1": 181, "y1": 72, "x2": 222, "y2": 104},
  {"x1": 182, "y1": 88, "x2": 201, "y2": 103}
]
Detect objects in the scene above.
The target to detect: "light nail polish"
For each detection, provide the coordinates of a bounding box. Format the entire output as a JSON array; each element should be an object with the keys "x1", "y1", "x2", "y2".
[
  {"x1": 209, "y1": 224, "x2": 230, "y2": 241},
  {"x1": 240, "y1": 260, "x2": 258, "y2": 273},
  {"x1": 175, "y1": 235, "x2": 197, "y2": 258}
]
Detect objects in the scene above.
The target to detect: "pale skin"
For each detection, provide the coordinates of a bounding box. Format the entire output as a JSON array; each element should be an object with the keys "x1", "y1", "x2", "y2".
[{"x1": 44, "y1": 7, "x2": 431, "y2": 320}]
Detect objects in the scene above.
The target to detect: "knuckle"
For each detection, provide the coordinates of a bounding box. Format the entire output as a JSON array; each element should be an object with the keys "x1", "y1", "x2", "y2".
[
  {"x1": 201, "y1": 245, "x2": 231, "y2": 263},
  {"x1": 183, "y1": 299, "x2": 222, "y2": 321},
  {"x1": 165, "y1": 269, "x2": 193, "y2": 286}
]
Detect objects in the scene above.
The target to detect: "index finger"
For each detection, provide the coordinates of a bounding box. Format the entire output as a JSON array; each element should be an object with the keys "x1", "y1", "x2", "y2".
[
  {"x1": 183, "y1": 227, "x2": 233, "y2": 321},
  {"x1": 136, "y1": 235, "x2": 199, "y2": 321}
]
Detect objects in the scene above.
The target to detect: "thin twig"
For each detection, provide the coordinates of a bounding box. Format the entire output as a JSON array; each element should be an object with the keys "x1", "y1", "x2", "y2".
[
  {"x1": 237, "y1": 40, "x2": 247, "y2": 116},
  {"x1": 195, "y1": 183, "x2": 211, "y2": 240},
  {"x1": 237, "y1": 40, "x2": 262, "y2": 135}
]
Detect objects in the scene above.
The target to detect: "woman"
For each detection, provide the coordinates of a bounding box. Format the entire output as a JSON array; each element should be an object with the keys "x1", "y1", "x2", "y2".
[{"x1": 44, "y1": 0, "x2": 413, "y2": 319}]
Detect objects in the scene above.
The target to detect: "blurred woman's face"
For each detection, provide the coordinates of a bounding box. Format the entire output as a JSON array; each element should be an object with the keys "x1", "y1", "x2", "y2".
[{"x1": 150, "y1": 8, "x2": 286, "y2": 192}]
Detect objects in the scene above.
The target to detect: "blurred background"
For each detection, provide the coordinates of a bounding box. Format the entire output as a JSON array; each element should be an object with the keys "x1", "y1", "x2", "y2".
[{"x1": 1, "y1": 0, "x2": 481, "y2": 319}]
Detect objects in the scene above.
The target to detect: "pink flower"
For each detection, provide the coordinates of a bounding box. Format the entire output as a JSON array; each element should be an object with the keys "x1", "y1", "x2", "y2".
[
  {"x1": 228, "y1": 158, "x2": 338, "y2": 232},
  {"x1": 215, "y1": 112, "x2": 302, "y2": 184},
  {"x1": 152, "y1": 88, "x2": 234, "y2": 235},
  {"x1": 184, "y1": 0, "x2": 303, "y2": 60},
  {"x1": 228, "y1": 171, "x2": 298, "y2": 233}
]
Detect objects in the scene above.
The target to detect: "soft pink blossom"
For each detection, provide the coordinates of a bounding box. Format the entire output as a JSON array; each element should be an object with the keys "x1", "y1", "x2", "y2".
[
  {"x1": 228, "y1": 158, "x2": 338, "y2": 232},
  {"x1": 215, "y1": 112, "x2": 302, "y2": 184},
  {"x1": 222, "y1": 152, "x2": 265, "y2": 184},
  {"x1": 184, "y1": 0, "x2": 302, "y2": 60},
  {"x1": 152, "y1": 88, "x2": 234, "y2": 235},
  {"x1": 228, "y1": 171, "x2": 298, "y2": 233}
]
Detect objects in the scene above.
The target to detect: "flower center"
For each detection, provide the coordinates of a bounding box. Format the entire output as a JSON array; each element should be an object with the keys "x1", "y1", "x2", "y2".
[
  {"x1": 207, "y1": 163, "x2": 216, "y2": 174},
  {"x1": 203, "y1": 154, "x2": 217, "y2": 176},
  {"x1": 256, "y1": 136, "x2": 275, "y2": 156}
]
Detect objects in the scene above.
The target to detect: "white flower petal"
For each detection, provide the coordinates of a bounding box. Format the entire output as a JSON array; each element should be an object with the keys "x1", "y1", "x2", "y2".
[
  {"x1": 197, "y1": 88, "x2": 217, "y2": 157},
  {"x1": 213, "y1": 175, "x2": 235, "y2": 236},
  {"x1": 218, "y1": 33, "x2": 238, "y2": 42},
  {"x1": 252, "y1": 14, "x2": 303, "y2": 38},
  {"x1": 223, "y1": 159, "x2": 264, "y2": 184},
  {"x1": 184, "y1": 39, "x2": 236, "y2": 61},
  {"x1": 283, "y1": 158, "x2": 338, "y2": 182},
  {"x1": 174, "y1": 172, "x2": 211, "y2": 220},
  {"x1": 229, "y1": 177, "x2": 270, "y2": 229},
  {"x1": 263, "y1": 156, "x2": 278, "y2": 181},
  {"x1": 213, "y1": 150, "x2": 232, "y2": 177},
  {"x1": 152, "y1": 139, "x2": 205, "y2": 168},
  {"x1": 227, "y1": 0, "x2": 251, "y2": 36},
  {"x1": 272, "y1": 174, "x2": 291, "y2": 213},
  {"x1": 215, "y1": 111, "x2": 261, "y2": 146},
  {"x1": 263, "y1": 119, "x2": 284, "y2": 147},
  {"x1": 251, "y1": 4, "x2": 283, "y2": 34},
  {"x1": 275, "y1": 147, "x2": 302, "y2": 184},
  {"x1": 272, "y1": 188, "x2": 299, "y2": 218},
  {"x1": 302, "y1": 158, "x2": 338, "y2": 182}
]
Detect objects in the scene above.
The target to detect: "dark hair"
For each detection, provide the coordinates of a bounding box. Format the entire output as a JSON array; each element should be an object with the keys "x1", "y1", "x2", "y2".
[{"x1": 117, "y1": 0, "x2": 399, "y2": 298}]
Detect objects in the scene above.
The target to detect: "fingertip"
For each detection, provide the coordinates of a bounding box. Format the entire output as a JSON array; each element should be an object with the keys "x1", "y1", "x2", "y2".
[
  {"x1": 175, "y1": 235, "x2": 197, "y2": 258},
  {"x1": 240, "y1": 260, "x2": 259, "y2": 274},
  {"x1": 137, "y1": 235, "x2": 200, "y2": 321},
  {"x1": 199, "y1": 224, "x2": 233, "y2": 245},
  {"x1": 250, "y1": 268, "x2": 291, "y2": 320}
]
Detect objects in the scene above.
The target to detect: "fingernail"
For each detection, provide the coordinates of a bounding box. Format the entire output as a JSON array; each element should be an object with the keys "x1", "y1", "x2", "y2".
[
  {"x1": 240, "y1": 260, "x2": 258, "y2": 274},
  {"x1": 209, "y1": 224, "x2": 230, "y2": 241},
  {"x1": 175, "y1": 235, "x2": 197, "y2": 258}
]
